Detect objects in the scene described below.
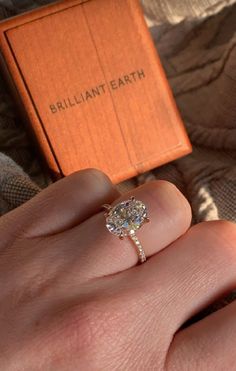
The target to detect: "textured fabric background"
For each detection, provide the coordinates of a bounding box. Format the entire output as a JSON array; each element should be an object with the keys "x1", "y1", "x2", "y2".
[{"x1": 0, "y1": 0, "x2": 235, "y2": 224}]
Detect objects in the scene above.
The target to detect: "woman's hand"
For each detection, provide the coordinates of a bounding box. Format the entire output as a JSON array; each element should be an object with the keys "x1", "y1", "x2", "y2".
[{"x1": 0, "y1": 169, "x2": 235, "y2": 370}]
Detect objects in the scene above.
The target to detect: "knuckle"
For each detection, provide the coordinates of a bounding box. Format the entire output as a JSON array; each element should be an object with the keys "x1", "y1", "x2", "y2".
[
  {"x1": 196, "y1": 220, "x2": 236, "y2": 243},
  {"x1": 195, "y1": 219, "x2": 236, "y2": 233},
  {"x1": 148, "y1": 180, "x2": 192, "y2": 229},
  {"x1": 58, "y1": 299, "x2": 122, "y2": 354},
  {"x1": 50, "y1": 294, "x2": 139, "y2": 369},
  {"x1": 70, "y1": 168, "x2": 110, "y2": 185},
  {"x1": 146, "y1": 179, "x2": 183, "y2": 203},
  {"x1": 155, "y1": 180, "x2": 190, "y2": 209},
  {"x1": 166, "y1": 333, "x2": 204, "y2": 371},
  {"x1": 70, "y1": 304, "x2": 104, "y2": 350},
  {"x1": 193, "y1": 220, "x2": 236, "y2": 257},
  {"x1": 147, "y1": 179, "x2": 179, "y2": 194},
  {"x1": 213, "y1": 219, "x2": 236, "y2": 237}
]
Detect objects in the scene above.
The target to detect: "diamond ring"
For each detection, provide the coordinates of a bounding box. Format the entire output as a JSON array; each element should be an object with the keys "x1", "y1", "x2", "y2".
[{"x1": 103, "y1": 196, "x2": 150, "y2": 263}]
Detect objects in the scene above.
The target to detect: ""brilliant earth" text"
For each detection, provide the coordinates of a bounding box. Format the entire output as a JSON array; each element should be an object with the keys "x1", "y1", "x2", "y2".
[{"x1": 49, "y1": 69, "x2": 145, "y2": 114}]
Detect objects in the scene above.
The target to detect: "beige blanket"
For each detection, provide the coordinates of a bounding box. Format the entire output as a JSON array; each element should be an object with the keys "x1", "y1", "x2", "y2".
[{"x1": 0, "y1": 0, "x2": 235, "y2": 223}]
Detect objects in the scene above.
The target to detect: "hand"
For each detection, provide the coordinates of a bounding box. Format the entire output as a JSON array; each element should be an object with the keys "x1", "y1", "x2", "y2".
[{"x1": 0, "y1": 169, "x2": 235, "y2": 370}]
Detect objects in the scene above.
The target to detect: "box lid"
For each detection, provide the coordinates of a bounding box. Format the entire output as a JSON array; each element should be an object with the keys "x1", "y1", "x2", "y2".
[{"x1": 0, "y1": 0, "x2": 191, "y2": 183}]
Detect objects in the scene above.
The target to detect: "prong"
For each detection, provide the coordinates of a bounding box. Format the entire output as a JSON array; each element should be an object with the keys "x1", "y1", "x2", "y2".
[
  {"x1": 130, "y1": 196, "x2": 135, "y2": 201},
  {"x1": 145, "y1": 217, "x2": 150, "y2": 223},
  {"x1": 102, "y1": 204, "x2": 112, "y2": 211},
  {"x1": 119, "y1": 232, "x2": 125, "y2": 240}
]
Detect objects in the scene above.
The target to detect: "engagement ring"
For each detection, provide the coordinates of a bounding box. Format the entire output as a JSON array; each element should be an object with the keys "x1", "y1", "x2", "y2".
[{"x1": 103, "y1": 197, "x2": 149, "y2": 263}]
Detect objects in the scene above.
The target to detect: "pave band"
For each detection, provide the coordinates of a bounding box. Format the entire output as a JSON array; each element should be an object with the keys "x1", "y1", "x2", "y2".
[
  {"x1": 103, "y1": 196, "x2": 149, "y2": 264},
  {"x1": 129, "y1": 230, "x2": 146, "y2": 263}
]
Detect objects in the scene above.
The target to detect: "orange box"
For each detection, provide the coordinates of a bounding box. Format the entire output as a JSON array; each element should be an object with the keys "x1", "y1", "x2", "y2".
[{"x1": 0, "y1": 0, "x2": 191, "y2": 183}]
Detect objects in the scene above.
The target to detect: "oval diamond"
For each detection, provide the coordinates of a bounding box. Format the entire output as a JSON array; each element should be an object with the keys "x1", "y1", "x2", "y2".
[{"x1": 105, "y1": 198, "x2": 147, "y2": 237}]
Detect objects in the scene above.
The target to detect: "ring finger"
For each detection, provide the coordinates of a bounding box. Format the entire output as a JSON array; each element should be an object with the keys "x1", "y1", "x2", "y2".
[{"x1": 57, "y1": 180, "x2": 192, "y2": 279}]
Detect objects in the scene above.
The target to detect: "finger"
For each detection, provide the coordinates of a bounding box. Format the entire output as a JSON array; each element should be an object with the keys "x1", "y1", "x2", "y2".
[
  {"x1": 137, "y1": 220, "x2": 236, "y2": 336},
  {"x1": 166, "y1": 299, "x2": 236, "y2": 370},
  {"x1": 1, "y1": 169, "x2": 120, "y2": 238},
  {"x1": 57, "y1": 180, "x2": 192, "y2": 279}
]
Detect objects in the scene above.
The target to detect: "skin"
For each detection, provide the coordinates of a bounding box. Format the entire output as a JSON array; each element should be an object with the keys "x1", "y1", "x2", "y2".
[{"x1": 0, "y1": 168, "x2": 236, "y2": 370}]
